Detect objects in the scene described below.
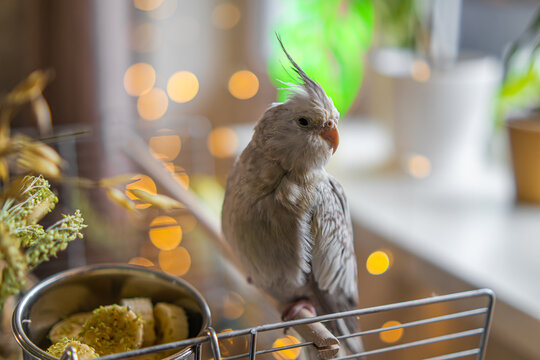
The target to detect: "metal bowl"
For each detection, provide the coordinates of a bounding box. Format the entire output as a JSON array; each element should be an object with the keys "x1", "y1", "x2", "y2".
[{"x1": 12, "y1": 263, "x2": 211, "y2": 360}]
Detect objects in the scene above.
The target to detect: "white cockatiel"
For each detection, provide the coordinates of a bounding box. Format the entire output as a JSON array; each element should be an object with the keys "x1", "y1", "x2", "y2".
[{"x1": 222, "y1": 39, "x2": 362, "y2": 355}]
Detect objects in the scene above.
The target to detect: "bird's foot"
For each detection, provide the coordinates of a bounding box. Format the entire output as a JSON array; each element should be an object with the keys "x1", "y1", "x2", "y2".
[{"x1": 281, "y1": 299, "x2": 316, "y2": 322}]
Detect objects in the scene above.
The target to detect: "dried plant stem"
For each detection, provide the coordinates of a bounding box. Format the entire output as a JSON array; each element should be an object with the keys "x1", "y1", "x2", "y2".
[{"x1": 122, "y1": 134, "x2": 235, "y2": 263}]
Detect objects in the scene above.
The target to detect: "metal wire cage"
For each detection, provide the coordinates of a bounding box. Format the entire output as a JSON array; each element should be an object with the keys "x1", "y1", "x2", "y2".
[{"x1": 79, "y1": 288, "x2": 494, "y2": 360}]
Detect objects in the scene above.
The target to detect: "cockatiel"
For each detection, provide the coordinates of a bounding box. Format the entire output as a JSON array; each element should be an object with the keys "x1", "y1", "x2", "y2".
[{"x1": 222, "y1": 39, "x2": 362, "y2": 356}]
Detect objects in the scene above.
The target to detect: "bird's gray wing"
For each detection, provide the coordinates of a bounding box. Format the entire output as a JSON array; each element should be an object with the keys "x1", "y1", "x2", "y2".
[
  {"x1": 309, "y1": 175, "x2": 363, "y2": 356},
  {"x1": 310, "y1": 175, "x2": 358, "y2": 308}
]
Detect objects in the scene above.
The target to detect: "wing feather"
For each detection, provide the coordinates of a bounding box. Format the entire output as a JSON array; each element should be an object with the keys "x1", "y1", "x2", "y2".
[
  {"x1": 311, "y1": 175, "x2": 358, "y2": 306},
  {"x1": 309, "y1": 175, "x2": 363, "y2": 355}
]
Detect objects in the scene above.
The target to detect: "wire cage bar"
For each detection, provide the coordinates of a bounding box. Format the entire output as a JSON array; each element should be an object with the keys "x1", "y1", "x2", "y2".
[{"x1": 89, "y1": 288, "x2": 494, "y2": 360}]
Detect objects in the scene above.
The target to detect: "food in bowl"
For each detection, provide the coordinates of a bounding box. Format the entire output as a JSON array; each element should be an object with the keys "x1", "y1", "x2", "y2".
[
  {"x1": 46, "y1": 297, "x2": 190, "y2": 359},
  {"x1": 121, "y1": 297, "x2": 156, "y2": 346},
  {"x1": 47, "y1": 338, "x2": 99, "y2": 360},
  {"x1": 49, "y1": 313, "x2": 92, "y2": 344}
]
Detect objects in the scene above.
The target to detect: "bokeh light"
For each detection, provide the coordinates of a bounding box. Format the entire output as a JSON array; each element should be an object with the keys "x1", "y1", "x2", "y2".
[
  {"x1": 125, "y1": 174, "x2": 157, "y2": 209},
  {"x1": 379, "y1": 321, "x2": 404, "y2": 343},
  {"x1": 228, "y1": 70, "x2": 259, "y2": 100},
  {"x1": 149, "y1": 130, "x2": 182, "y2": 160},
  {"x1": 272, "y1": 335, "x2": 301, "y2": 360},
  {"x1": 207, "y1": 127, "x2": 238, "y2": 158},
  {"x1": 123, "y1": 63, "x2": 156, "y2": 96},
  {"x1": 158, "y1": 246, "x2": 191, "y2": 276},
  {"x1": 172, "y1": 166, "x2": 189, "y2": 189},
  {"x1": 223, "y1": 291, "x2": 245, "y2": 320},
  {"x1": 411, "y1": 60, "x2": 431, "y2": 82},
  {"x1": 407, "y1": 154, "x2": 432, "y2": 179},
  {"x1": 149, "y1": 216, "x2": 182, "y2": 251},
  {"x1": 219, "y1": 328, "x2": 234, "y2": 356},
  {"x1": 167, "y1": 71, "x2": 199, "y2": 103},
  {"x1": 134, "y1": 0, "x2": 163, "y2": 11},
  {"x1": 128, "y1": 257, "x2": 155, "y2": 267},
  {"x1": 219, "y1": 329, "x2": 248, "y2": 357},
  {"x1": 366, "y1": 250, "x2": 390, "y2": 275},
  {"x1": 211, "y1": 3, "x2": 241, "y2": 29},
  {"x1": 137, "y1": 88, "x2": 169, "y2": 121},
  {"x1": 148, "y1": 0, "x2": 177, "y2": 20}
]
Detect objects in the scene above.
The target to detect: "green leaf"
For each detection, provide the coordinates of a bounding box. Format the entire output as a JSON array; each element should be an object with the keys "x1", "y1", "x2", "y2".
[
  {"x1": 501, "y1": 70, "x2": 536, "y2": 98},
  {"x1": 268, "y1": 0, "x2": 374, "y2": 117}
]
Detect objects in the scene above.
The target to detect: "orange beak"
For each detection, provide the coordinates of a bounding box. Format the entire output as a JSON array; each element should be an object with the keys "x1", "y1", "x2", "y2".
[{"x1": 320, "y1": 124, "x2": 339, "y2": 154}]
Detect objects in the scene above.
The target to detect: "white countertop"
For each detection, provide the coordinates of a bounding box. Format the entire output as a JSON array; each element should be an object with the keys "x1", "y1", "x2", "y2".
[{"x1": 337, "y1": 168, "x2": 540, "y2": 316}]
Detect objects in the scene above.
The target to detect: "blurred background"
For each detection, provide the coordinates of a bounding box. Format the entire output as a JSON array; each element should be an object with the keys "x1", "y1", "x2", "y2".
[{"x1": 2, "y1": 0, "x2": 540, "y2": 359}]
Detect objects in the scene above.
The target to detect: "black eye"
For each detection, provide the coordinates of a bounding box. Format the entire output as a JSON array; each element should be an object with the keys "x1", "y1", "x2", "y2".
[{"x1": 297, "y1": 117, "x2": 309, "y2": 126}]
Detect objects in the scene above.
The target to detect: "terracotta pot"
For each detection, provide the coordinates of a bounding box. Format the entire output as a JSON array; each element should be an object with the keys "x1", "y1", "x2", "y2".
[{"x1": 507, "y1": 117, "x2": 540, "y2": 203}]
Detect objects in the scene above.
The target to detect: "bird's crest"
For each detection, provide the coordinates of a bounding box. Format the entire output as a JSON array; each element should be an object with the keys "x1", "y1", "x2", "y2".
[{"x1": 276, "y1": 35, "x2": 335, "y2": 114}]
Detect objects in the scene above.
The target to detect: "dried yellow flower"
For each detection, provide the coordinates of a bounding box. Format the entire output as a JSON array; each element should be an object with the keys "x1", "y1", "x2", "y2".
[
  {"x1": 31, "y1": 94, "x2": 52, "y2": 135},
  {"x1": 17, "y1": 156, "x2": 60, "y2": 178},
  {"x1": 5, "y1": 70, "x2": 53, "y2": 106},
  {"x1": 98, "y1": 174, "x2": 138, "y2": 188},
  {"x1": 0, "y1": 159, "x2": 8, "y2": 183},
  {"x1": 25, "y1": 142, "x2": 63, "y2": 167},
  {"x1": 127, "y1": 189, "x2": 183, "y2": 210},
  {"x1": 105, "y1": 188, "x2": 138, "y2": 212}
]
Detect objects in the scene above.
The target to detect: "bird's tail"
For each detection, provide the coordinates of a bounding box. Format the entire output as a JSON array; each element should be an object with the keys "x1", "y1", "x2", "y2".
[
  {"x1": 327, "y1": 314, "x2": 365, "y2": 359},
  {"x1": 310, "y1": 281, "x2": 365, "y2": 358}
]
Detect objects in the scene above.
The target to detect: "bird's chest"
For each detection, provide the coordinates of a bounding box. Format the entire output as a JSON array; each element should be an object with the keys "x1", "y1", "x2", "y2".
[{"x1": 234, "y1": 178, "x2": 319, "y2": 299}]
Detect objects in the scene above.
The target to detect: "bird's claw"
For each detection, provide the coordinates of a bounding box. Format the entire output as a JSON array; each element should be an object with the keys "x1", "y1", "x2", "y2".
[{"x1": 281, "y1": 299, "x2": 316, "y2": 322}]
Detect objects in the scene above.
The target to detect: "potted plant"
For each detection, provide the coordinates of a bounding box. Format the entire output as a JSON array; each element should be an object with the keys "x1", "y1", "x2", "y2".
[
  {"x1": 501, "y1": 6, "x2": 540, "y2": 203},
  {"x1": 368, "y1": 0, "x2": 503, "y2": 182}
]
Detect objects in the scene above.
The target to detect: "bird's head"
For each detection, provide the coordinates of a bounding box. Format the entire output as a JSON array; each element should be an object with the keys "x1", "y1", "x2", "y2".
[{"x1": 254, "y1": 39, "x2": 340, "y2": 174}]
